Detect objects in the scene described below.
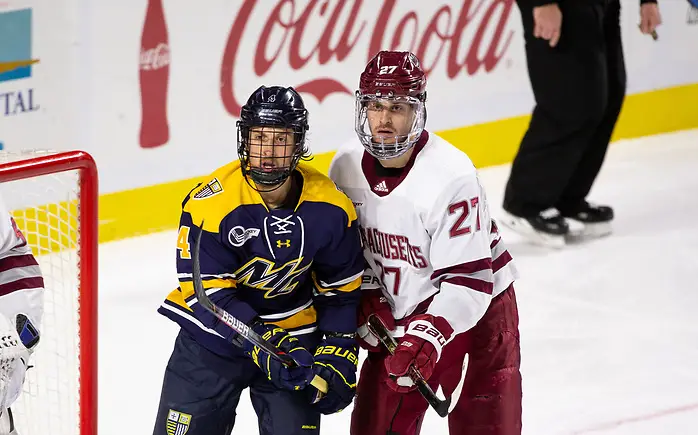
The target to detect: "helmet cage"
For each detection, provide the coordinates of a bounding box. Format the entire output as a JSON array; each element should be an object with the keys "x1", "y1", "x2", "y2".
[
  {"x1": 237, "y1": 119, "x2": 305, "y2": 187},
  {"x1": 354, "y1": 92, "x2": 426, "y2": 160}
]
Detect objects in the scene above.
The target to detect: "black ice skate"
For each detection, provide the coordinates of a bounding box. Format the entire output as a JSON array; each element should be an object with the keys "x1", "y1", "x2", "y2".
[
  {"x1": 563, "y1": 203, "x2": 613, "y2": 242},
  {"x1": 500, "y1": 208, "x2": 568, "y2": 248}
]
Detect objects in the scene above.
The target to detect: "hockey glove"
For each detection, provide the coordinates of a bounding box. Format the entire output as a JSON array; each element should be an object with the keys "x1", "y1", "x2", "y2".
[
  {"x1": 0, "y1": 313, "x2": 39, "y2": 410},
  {"x1": 385, "y1": 315, "x2": 453, "y2": 393},
  {"x1": 308, "y1": 334, "x2": 359, "y2": 414},
  {"x1": 243, "y1": 322, "x2": 315, "y2": 391},
  {"x1": 357, "y1": 288, "x2": 395, "y2": 352}
]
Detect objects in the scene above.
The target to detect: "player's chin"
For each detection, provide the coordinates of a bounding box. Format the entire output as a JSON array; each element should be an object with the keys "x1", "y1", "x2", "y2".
[{"x1": 372, "y1": 135, "x2": 397, "y2": 145}]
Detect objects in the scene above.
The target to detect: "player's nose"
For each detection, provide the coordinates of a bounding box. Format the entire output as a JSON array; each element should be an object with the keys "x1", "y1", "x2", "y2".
[
  {"x1": 261, "y1": 145, "x2": 274, "y2": 156},
  {"x1": 379, "y1": 108, "x2": 392, "y2": 124}
]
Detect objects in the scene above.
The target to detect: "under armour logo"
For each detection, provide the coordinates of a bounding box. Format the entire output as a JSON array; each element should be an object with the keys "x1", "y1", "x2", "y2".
[
  {"x1": 269, "y1": 215, "x2": 295, "y2": 235},
  {"x1": 373, "y1": 180, "x2": 388, "y2": 193},
  {"x1": 276, "y1": 239, "x2": 291, "y2": 248}
]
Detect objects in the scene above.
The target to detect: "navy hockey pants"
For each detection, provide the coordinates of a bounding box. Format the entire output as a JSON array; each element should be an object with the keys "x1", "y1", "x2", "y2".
[{"x1": 152, "y1": 330, "x2": 320, "y2": 435}]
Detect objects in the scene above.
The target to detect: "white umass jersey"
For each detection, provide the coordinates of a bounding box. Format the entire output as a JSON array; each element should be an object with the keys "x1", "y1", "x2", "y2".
[
  {"x1": 0, "y1": 196, "x2": 43, "y2": 331},
  {"x1": 329, "y1": 131, "x2": 518, "y2": 336}
]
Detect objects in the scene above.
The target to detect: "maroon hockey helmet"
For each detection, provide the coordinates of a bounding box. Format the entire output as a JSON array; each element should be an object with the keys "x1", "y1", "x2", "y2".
[
  {"x1": 359, "y1": 51, "x2": 427, "y2": 100},
  {"x1": 355, "y1": 51, "x2": 428, "y2": 160}
]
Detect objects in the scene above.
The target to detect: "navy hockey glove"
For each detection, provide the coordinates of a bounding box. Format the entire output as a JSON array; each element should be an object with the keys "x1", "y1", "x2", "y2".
[
  {"x1": 243, "y1": 322, "x2": 315, "y2": 391},
  {"x1": 308, "y1": 334, "x2": 359, "y2": 414}
]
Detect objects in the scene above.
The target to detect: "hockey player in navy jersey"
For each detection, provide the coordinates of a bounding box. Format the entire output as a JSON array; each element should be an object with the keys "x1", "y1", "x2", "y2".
[
  {"x1": 330, "y1": 51, "x2": 522, "y2": 434},
  {"x1": 153, "y1": 86, "x2": 364, "y2": 435}
]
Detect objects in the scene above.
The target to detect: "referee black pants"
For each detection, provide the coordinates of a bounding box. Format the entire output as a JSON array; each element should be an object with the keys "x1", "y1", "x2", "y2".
[{"x1": 503, "y1": 0, "x2": 627, "y2": 217}]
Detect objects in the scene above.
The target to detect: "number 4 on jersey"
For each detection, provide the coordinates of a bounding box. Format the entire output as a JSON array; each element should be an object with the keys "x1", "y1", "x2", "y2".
[
  {"x1": 177, "y1": 225, "x2": 192, "y2": 259},
  {"x1": 448, "y1": 197, "x2": 481, "y2": 238}
]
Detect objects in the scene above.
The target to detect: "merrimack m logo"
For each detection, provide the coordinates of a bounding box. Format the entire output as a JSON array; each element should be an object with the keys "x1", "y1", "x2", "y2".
[{"x1": 235, "y1": 256, "x2": 312, "y2": 298}]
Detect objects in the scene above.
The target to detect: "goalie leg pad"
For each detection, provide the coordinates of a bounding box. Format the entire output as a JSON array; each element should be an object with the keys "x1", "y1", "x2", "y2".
[{"x1": 0, "y1": 408, "x2": 17, "y2": 435}]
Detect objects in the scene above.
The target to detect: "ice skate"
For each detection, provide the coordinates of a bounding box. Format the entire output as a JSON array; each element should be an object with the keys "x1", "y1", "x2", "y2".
[
  {"x1": 563, "y1": 203, "x2": 613, "y2": 243},
  {"x1": 500, "y1": 208, "x2": 568, "y2": 248}
]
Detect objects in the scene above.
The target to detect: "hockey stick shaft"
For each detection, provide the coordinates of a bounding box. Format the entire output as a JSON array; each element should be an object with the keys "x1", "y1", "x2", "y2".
[
  {"x1": 367, "y1": 314, "x2": 451, "y2": 417},
  {"x1": 191, "y1": 222, "x2": 328, "y2": 394}
]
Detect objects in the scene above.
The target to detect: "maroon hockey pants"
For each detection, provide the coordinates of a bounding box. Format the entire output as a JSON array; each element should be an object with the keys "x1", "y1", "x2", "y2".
[{"x1": 350, "y1": 285, "x2": 522, "y2": 435}]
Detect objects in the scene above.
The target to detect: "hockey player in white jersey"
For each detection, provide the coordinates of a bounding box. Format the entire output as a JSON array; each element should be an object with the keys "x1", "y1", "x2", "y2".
[
  {"x1": 329, "y1": 51, "x2": 522, "y2": 434},
  {"x1": 0, "y1": 196, "x2": 43, "y2": 435}
]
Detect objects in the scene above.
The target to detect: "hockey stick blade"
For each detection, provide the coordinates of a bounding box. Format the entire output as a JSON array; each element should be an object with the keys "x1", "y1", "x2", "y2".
[
  {"x1": 367, "y1": 314, "x2": 451, "y2": 418},
  {"x1": 447, "y1": 353, "x2": 468, "y2": 414},
  {"x1": 191, "y1": 221, "x2": 328, "y2": 394}
]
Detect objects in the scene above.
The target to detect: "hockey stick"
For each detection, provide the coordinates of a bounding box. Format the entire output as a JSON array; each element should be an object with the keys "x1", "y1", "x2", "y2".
[
  {"x1": 191, "y1": 222, "x2": 328, "y2": 394},
  {"x1": 367, "y1": 314, "x2": 468, "y2": 418}
]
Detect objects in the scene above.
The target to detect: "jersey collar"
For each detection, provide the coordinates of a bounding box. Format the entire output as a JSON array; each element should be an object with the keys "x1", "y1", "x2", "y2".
[{"x1": 361, "y1": 130, "x2": 429, "y2": 197}]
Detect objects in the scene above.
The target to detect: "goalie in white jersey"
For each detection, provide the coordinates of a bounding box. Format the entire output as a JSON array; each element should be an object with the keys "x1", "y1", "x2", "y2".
[
  {"x1": 329, "y1": 51, "x2": 522, "y2": 435},
  {"x1": 0, "y1": 196, "x2": 43, "y2": 435}
]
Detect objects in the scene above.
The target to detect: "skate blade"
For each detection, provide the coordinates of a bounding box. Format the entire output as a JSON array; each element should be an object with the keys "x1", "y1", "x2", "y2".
[
  {"x1": 499, "y1": 212, "x2": 566, "y2": 249},
  {"x1": 565, "y1": 222, "x2": 612, "y2": 244}
]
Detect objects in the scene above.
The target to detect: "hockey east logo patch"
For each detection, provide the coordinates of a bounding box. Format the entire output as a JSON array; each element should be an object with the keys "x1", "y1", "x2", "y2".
[
  {"x1": 192, "y1": 178, "x2": 223, "y2": 199},
  {"x1": 166, "y1": 409, "x2": 192, "y2": 435}
]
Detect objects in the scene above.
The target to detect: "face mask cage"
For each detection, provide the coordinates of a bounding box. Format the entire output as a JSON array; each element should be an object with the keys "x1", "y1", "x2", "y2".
[
  {"x1": 354, "y1": 92, "x2": 426, "y2": 160},
  {"x1": 237, "y1": 123, "x2": 305, "y2": 188}
]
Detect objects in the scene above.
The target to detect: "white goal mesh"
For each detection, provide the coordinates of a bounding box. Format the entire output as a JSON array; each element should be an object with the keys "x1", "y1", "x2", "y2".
[{"x1": 0, "y1": 150, "x2": 97, "y2": 435}]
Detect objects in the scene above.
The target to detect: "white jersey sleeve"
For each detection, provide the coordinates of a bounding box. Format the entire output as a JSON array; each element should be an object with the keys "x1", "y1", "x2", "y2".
[
  {"x1": 424, "y1": 173, "x2": 496, "y2": 336},
  {"x1": 0, "y1": 195, "x2": 44, "y2": 336}
]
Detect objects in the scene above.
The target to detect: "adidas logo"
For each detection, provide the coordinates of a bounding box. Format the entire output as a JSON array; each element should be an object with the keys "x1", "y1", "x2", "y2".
[{"x1": 373, "y1": 180, "x2": 388, "y2": 192}]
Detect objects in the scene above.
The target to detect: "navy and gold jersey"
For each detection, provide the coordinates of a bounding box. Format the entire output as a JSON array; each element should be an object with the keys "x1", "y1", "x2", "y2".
[{"x1": 158, "y1": 160, "x2": 364, "y2": 357}]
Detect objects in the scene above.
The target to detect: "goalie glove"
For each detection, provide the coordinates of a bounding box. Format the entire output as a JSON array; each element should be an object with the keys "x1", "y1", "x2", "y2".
[
  {"x1": 242, "y1": 321, "x2": 315, "y2": 391},
  {"x1": 384, "y1": 314, "x2": 453, "y2": 393},
  {"x1": 308, "y1": 334, "x2": 358, "y2": 414},
  {"x1": 1, "y1": 313, "x2": 39, "y2": 410}
]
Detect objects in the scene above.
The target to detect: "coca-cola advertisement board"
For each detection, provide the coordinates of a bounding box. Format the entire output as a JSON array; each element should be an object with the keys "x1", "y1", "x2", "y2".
[
  {"x1": 219, "y1": 0, "x2": 516, "y2": 118},
  {"x1": 93, "y1": 0, "x2": 698, "y2": 193},
  {"x1": 137, "y1": 0, "x2": 522, "y2": 152}
]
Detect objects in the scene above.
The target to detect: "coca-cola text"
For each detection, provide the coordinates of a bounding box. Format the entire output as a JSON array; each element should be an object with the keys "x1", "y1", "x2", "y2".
[{"x1": 221, "y1": 0, "x2": 515, "y2": 117}]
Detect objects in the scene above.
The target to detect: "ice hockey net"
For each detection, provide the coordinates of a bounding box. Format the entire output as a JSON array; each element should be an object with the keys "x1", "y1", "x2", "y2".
[{"x1": 0, "y1": 150, "x2": 97, "y2": 435}]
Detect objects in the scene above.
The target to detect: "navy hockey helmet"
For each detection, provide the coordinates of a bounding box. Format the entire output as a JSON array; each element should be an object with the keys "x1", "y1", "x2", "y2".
[{"x1": 237, "y1": 85, "x2": 310, "y2": 187}]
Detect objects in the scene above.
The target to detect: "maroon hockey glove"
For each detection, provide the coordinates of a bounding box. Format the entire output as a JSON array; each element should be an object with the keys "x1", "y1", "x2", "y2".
[
  {"x1": 384, "y1": 314, "x2": 453, "y2": 393},
  {"x1": 356, "y1": 288, "x2": 395, "y2": 352}
]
